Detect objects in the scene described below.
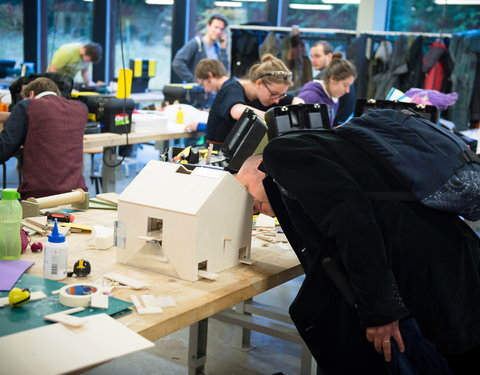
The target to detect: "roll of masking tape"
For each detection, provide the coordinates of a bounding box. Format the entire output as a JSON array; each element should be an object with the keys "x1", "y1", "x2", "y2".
[{"x1": 58, "y1": 283, "x2": 99, "y2": 307}]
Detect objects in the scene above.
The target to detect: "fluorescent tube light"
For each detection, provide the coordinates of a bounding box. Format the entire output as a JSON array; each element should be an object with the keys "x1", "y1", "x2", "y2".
[
  {"x1": 232, "y1": 0, "x2": 266, "y2": 2},
  {"x1": 145, "y1": 0, "x2": 174, "y2": 4},
  {"x1": 323, "y1": 0, "x2": 360, "y2": 3},
  {"x1": 434, "y1": 0, "x2": 480, "y2": 3},
  {"x1": 215, "y1": 1, "x2": 243, "y2": 6},
  {"x1": 289, "y1": 4, "x2": 334, "y2": 10}
]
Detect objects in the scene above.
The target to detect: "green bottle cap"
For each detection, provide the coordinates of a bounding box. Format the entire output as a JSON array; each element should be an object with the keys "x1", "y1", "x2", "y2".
[{"x1": 1, "y1": 189, "x2": 20, "y2": 200}]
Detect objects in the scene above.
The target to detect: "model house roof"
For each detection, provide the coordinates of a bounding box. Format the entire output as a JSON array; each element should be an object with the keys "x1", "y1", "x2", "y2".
[{"x1": 118, "y1": 160, "x2": 246, "y2": 216}]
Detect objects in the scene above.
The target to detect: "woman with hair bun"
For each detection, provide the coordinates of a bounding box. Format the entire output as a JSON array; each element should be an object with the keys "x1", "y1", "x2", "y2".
[
  {"x1": 298, "y1": 52, "x2": 356, "y2": 127},
  {"x1": 206, "y1": 53, "x2": 304, "y2": 146}
]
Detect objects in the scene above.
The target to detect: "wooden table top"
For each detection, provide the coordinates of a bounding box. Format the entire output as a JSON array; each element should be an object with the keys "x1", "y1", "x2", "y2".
[
  {"x1": 83, "y1": 125, "x2": 198, "y2": 149},
  {"x1": 22, "y1": 208, "x2": 303, "y2": 341}
]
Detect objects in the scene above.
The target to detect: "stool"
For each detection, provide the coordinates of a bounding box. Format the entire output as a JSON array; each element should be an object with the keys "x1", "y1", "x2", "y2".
[{"x1": 84, "y1": 147, "x2": 103, "y2": 195}]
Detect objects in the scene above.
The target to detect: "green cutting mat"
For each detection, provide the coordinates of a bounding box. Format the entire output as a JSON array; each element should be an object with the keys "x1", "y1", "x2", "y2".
[{"x1": 0, "y1": 274, "x2": 132, "y2": 337}]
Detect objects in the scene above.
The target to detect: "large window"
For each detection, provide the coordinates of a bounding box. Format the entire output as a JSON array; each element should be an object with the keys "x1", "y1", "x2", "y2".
[
  {"x1": 286, "y1": 0, "x2": 358, "y2": 29},
  {"x1": 115, "y1": 0, "x2": 173, "y2": 91},
  {"x1": 0, "y1": 1, "x2": 23, "y2": 67},
  {"x1": 197, "y1": 0, "x2": 267, "y2": 27},
  {"x1": 388, "y1": 0, "x2": 480, "y2": 33},
  {"x1": 47, "y1": 0, "x2": 94, "y2": 80}
]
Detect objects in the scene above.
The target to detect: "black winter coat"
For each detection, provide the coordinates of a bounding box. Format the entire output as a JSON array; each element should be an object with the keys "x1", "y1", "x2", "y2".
[{"x1": 261, "y1": 131, "x2": 480, "y2": 374}]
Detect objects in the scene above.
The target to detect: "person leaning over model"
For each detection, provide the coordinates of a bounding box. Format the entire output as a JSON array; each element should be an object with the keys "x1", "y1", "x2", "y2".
[
  {"x1": 236, "y1": 133, "x2": 480, "y2": 375},
  {"x1": 0, "y1": 77, "x2": 88, "y2": 199},
  {"x1": 206, "y1": 53, "x2": 304, "y2": 146},
  {"x1": 47, "y1": 42, "x2": 103, "y2": 86},
  {"x1": 172, "y1": 14, "x2": 229, "y2": 83},
  {"x1": 299, "y1": 51, "x2": 356, "y2": 127}
]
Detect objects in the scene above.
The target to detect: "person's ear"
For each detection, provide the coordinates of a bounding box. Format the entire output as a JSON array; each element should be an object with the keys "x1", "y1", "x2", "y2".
[
  {"x1": 28, "y1": 91, "x2": 35, "y2": 99},
  {"x1": 256, "y1": 157, "x2": 263, "y2": 168},
  {"x1": 255, "y1": 79, "x2": 263, "y2": 89}
]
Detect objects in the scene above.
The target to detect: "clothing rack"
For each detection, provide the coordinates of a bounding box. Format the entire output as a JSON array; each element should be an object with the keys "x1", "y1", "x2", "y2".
[{"x1": 229, "y1": 25, "x2": 452, "y2": 39}]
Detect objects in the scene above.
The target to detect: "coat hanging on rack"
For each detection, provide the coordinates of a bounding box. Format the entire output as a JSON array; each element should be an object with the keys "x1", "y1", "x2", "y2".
[
  {"x1": 400, "y1": 36, "x2": 425, "y2": 92},
  {"x1": 423, "y1": 40, "x2": 452, "y2": 92},
  {"x1": 286, "y1": 28, "x2": 312, "y2": 90}
]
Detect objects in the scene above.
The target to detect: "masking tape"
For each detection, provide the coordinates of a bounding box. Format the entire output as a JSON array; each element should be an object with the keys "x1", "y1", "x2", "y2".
[{"x1": 58, "y1": 283, "x2": 99, "y2": 307}]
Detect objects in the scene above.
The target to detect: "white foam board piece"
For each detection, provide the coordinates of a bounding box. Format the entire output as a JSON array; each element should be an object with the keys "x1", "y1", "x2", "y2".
[{"x1": 0, "y1": 313, "x2": 154, "y2": 375}]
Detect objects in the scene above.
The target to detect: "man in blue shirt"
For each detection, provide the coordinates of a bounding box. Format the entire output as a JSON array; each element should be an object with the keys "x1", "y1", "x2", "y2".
[{"x1": 172, "y1": 14, "x2": 229, "y2": 83}]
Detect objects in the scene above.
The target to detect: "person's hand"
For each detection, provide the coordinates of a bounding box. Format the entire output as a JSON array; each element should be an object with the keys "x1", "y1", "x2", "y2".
[
  {"x1": 365, "y1": 320, "x2": 405, "y2": 362},
  {"x1": 95, "y1": 80, "x2": 105, "y2": 86},
  {"x1": 184, "y1": 122, "x2": 198, "y2": 133},
  {"x1": 219, "y1": 31, "x2": 227, "y2": 49}
]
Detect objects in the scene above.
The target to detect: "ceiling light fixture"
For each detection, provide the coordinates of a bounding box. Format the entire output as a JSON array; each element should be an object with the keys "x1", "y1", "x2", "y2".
[
  {"x1": 215, "y1": 1, "x2": 243, "y2": 6},
  {"x1": 434, "y1": 0, "x2": 480, "y2": 3},
  {"x1": 289, "y1": 4, "x2": 334, "y2": 10},
  {"x1": 322, "y1": 0, "x2": 360, "y2": 4},
  {"x1": 145, "y1": 0, "x2": 174, "y2": 4}
]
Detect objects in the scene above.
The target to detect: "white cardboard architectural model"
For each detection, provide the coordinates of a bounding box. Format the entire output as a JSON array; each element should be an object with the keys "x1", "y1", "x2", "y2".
[{"x1": 116, "y1": 160, "x2": 253, "y2": 281}]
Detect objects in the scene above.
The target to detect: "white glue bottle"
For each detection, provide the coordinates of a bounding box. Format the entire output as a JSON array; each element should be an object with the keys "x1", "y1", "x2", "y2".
[{"x1": 43, "y1": 219, "x2": 68, "y2": 280}]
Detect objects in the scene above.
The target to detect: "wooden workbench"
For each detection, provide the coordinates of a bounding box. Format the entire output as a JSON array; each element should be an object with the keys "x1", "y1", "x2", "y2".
[
  {"x1": 83, "y1": 125, "x2": 194, "y2": 149},
  {"x1": 20, "y1": 208, "x2": 303, "y2": 342}
]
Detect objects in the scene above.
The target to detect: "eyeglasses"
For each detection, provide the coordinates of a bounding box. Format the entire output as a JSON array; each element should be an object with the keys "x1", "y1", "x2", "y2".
[
  {"x1": 258, "y1": 71, "x2": 293, "y2": 81},
  {"x1": 262, "y1": 81, "x2": 287, "y2": 100}
]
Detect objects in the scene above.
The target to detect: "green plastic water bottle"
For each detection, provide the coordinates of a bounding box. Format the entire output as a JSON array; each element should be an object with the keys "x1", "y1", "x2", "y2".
[{"x1": 0, "y1": 189, "x2": 22, "y2": 260}]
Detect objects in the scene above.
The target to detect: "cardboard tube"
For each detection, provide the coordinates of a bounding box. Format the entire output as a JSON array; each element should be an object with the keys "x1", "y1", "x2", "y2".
[{"x1": 26, "y1": 189, "x2": 87, "y2": 209}]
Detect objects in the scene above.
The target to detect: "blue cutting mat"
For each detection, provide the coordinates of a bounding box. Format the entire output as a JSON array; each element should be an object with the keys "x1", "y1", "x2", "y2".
[{"x1": 0, "y1": 273, "x2": 132, "y2": 337}]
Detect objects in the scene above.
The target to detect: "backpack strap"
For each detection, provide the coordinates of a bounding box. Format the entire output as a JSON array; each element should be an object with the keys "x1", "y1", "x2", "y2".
[
  {"x1": 459, "y1": 148, "x2": 480, "y2": 164},
  {"x1": 366, "y1": 191, "x2": 417, "y2": 201}
]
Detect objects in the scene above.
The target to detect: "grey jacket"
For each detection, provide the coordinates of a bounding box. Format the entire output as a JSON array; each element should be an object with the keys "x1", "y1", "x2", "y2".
[{"x1": 172, "y1": 36, "x2": 229, "y2": 83}]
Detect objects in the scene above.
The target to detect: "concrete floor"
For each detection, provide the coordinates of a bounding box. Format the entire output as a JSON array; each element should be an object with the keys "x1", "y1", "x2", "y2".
[
  {"x1": 1, "y1": 144, "x2": 312, "y2": 375},
  {"x1": 83, "y1": 276, "x2": 307, "y2": 375}
]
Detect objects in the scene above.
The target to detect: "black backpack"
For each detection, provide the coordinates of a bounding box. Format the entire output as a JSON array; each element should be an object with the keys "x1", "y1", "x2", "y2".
[
  {"x1": 335, "y1": 109, "x2": 480, "y2": 221},
  {"x1": 8, "y1": 72, "x2": 74, "y2": 110}
]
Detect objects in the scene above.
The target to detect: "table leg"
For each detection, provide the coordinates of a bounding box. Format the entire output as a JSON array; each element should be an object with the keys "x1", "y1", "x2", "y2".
[
  {"x1": 188, "y1": 318, "x2": 209, "y2": 375},
  {"x1": 102, "y1": 147, "x2": 121, "y2": 193},
  {"x1": 233, "y1": 300, "x2": 253, "y2": 350}
]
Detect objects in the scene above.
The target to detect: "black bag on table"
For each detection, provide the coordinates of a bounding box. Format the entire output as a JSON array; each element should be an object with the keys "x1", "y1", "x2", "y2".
[
  {"x1": 8, "y1": 72, "x2": 74, "y2": 110},
  {"x1": 354, "y1": 98, "x2": 439, "y2": 123},
  {"x1": 221, "y1": 108, "x2": 267, "y2": 173},
  {"x1": 264, "y1": 103, "x2": 330, "y2": 140}
]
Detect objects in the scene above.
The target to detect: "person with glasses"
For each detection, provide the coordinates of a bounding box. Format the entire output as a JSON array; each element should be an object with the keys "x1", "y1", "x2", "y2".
[
  {"x1": 47, "y1": 42, "x2": 102, "y2": 86},
  {"x1": 298, "y1": 52, "x2": 356, "y2": 128},
  {"x1": 206, "y1": 53, "x2": 304, "y2": 146}
]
